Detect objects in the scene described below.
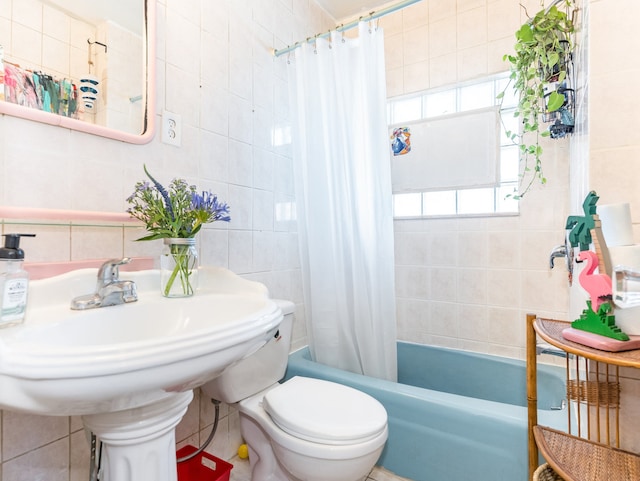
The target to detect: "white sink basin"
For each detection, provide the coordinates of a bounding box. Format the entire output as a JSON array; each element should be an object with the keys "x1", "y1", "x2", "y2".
[{"x1": 0, "y1": 266, "x2": 282, "y2": 416}]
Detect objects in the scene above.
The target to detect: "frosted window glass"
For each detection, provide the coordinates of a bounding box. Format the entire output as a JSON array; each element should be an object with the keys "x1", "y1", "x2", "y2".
[
  {"x1": 458, "y1": 188, "x2": 494, "y2": 214},
  {"x1": 496, "y1": 77, "x2": 518, "y2": 109},
  {"x1": 423, "y1": 191, "x2": 456, "y2": 216},
  {"x1": 394, "y1": 193, "x2": 422, "y2": 217},
  {"x1": 390, "y1": 107, "x2": 499, "y2": 191},
  {"x1": 500, "y1": 145, "x2": 519, "y2": 182},
  {"x1": 459, "y1": 82, "x2": 493, "y2": 111},
  {"x1": 500, "y1": 111, "x2": 519, "y2": 145},
  {"x1": 392, "y1": 96, "x2": 422, "y2": 123},
  {"x1": 425, "y1": 90, "x2": 456, "y2": 117}
]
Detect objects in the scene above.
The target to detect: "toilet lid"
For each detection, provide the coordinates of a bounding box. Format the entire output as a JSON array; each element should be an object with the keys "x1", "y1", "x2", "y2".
[{"x1": 262, "y1": 376, "x2": 387, "y2": 445}]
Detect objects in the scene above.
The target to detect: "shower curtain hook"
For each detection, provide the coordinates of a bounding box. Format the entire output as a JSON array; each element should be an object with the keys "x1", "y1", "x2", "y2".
[
  {"x1": 313, "y1": 34, "x2": 318, "y2": 54},
  {"x1": 340, "y1": 24, "x2": 346, "y2": 43},
  {"x1": 328, "y1": 29, "x2": 333, "y2": 49},
  {"x1": 287, "y1": 51, "x2": 291, "y2": 64}
]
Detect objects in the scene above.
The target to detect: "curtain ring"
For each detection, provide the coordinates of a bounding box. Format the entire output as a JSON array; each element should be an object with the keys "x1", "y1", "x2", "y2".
[{"x1": 313, "y1": 34, "x2": 318, "y2": 54}]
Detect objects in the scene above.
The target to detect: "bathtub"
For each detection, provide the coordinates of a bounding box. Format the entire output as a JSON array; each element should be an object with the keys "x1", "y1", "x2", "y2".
[{"x1": 284, "y1": 342, "x2": 567, "y2": 481}]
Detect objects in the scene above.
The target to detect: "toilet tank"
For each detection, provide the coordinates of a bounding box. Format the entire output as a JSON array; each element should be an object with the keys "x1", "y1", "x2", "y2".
[{"x1": 200, "y1": 299, "x2": 295, "y2": 403}]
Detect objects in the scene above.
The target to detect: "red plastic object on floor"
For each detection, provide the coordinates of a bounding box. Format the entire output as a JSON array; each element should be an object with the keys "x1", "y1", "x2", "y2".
[{"x1": 177, "y1": 445, "x2": 233, "y2": 481}]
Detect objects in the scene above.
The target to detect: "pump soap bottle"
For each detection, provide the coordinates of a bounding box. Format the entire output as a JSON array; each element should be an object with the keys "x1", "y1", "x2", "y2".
[{"x1": 0, "y1": 233, "x2": 36, "y2": 327}]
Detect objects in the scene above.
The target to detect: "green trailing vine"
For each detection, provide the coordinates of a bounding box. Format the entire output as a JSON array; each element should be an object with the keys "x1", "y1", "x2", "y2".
[{"x1": 498, "y1": 1, "x2": 575, "y2": 199}]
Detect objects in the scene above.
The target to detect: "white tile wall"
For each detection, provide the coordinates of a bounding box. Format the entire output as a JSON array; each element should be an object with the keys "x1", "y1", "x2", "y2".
[{"x1": 0, "y1": 0, "x2": 327, "y2": 478}]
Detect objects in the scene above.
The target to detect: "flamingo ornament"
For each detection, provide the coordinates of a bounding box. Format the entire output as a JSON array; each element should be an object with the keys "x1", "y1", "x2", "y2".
[{"x1": 577, "y1": 250, "x2": 612, "y2": 313}]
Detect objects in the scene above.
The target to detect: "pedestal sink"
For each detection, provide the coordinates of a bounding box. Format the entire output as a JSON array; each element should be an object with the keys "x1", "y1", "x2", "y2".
[{"x1": 0, "y1": 266, "x2": 283, "y2": 481}]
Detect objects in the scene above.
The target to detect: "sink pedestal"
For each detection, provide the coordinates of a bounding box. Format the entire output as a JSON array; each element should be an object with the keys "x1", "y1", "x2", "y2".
[{"x1": 83, "y1": 391, "x2": 194, "y2": 481}]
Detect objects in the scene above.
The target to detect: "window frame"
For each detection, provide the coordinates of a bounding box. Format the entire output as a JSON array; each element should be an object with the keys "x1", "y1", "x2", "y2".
[{"x1": 389, "y1": 73, "x2": 519, "y2": 219}]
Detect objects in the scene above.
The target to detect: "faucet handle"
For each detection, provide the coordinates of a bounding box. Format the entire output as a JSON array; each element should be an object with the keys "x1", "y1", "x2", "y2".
[{"x1": 98, "y1": 257, "x2": 132, "y2": 284}]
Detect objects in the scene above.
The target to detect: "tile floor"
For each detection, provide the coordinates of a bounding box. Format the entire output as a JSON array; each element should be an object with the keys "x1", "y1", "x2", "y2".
[{"x1": 228, "y1": 455, "x2": 413, "y2": 481}]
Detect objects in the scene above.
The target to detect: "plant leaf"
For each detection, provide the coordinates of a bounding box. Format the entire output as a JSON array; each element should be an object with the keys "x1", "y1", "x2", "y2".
[
  {"x1": 546, "y1": 91, "x2": 565, "y2": 112},
  {"x1": 516, "y1": 24, "x2": 534, "y2": 42},
  {"x1": 547, "y1": 51, "x2": 560, "y2": 68}
]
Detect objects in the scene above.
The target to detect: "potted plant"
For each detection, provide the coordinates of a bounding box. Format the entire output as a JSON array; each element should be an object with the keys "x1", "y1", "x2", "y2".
[{"x1": 498, "y1": 1, "x2": 576, "y2": 198}]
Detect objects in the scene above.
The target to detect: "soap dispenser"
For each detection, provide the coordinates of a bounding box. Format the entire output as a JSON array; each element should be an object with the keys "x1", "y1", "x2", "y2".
[{"x1": 0, "y1": 233, "x2": 35, "y2": 327}]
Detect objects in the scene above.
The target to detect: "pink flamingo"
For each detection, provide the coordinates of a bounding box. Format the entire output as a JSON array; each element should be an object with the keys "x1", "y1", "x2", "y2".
[{"x1": 577, "y1": 250, "x2": 612, "y2": 313}]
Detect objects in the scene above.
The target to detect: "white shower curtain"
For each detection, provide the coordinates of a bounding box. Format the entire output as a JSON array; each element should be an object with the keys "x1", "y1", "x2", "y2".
[{"x1": 289, "y1": 23, "x2": 397, "y2": 381}]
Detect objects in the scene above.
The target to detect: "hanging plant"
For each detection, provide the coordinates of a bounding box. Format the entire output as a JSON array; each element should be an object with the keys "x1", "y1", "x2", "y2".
[{"x1": 498, "y1": 1, "x2": 576, "y2": 199}]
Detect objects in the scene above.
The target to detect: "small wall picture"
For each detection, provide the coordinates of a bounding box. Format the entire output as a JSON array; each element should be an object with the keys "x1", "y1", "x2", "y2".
[{"x1": 390, "y1": 127, "x2": 411, "y2": 156}]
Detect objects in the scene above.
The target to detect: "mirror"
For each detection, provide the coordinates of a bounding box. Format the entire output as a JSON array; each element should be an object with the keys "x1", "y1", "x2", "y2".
[{"x1": 0, "y1": 0, "x2": 155, "y2": 144}]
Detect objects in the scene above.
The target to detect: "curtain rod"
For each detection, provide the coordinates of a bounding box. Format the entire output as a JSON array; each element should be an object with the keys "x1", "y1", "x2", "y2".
[{"x1": 272, "y1": 0, "x2": 422, "y2": 57}]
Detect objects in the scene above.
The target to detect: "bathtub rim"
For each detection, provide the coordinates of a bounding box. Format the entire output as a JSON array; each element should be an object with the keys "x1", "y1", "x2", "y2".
[{"x1": 286, "y1": 342, "x2": 567, "y2": 419}]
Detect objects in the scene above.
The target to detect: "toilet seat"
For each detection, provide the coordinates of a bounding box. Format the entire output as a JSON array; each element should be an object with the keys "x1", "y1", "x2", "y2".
[{"x1": 262, "y1": 376, "x2": 387, "y2": 445}]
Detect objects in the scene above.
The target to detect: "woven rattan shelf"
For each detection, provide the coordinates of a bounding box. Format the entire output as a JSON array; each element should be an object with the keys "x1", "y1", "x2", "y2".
[
  {"x1": 527, "y1": 316, "x2": 640, "y2": 480},
  {"x1": 534, "y1": 426, "x2": 640, "y2": 481}
]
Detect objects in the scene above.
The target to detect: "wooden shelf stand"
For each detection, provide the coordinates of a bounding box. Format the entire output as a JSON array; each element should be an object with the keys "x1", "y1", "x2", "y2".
[{"x1": 527, "y1": 315, "x2": 640, "y2": 481}]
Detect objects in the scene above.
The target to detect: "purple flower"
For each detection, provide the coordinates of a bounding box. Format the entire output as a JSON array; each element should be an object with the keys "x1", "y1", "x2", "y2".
[
  {"x1": 191, "y1": 191, "x2": 231, "y2": 222},
  {"x1": 144, "y1": 165, "x2": 175, "y2": 222}
]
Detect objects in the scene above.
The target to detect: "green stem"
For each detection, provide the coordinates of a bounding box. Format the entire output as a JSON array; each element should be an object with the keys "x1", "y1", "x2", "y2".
[{"x1": 163, "y1": 244, "x2": 194, "y2": 296}]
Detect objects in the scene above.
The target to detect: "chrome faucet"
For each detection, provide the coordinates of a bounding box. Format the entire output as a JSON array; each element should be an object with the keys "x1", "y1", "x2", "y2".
[
  {"x1": 549, "y1": 244, "x2": 568, "y2": 269},
  {"x1": 70, "y1": 258, "x2": 138, "y2": 310},
  {"x1": 549, "y1": 235, "x2": 574, "y2": 285}
]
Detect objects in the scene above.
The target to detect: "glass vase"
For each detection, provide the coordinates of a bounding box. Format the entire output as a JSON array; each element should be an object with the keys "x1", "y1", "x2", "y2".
[{"x1": 160, "y1": 238, "x2": 198, "y2": 297}]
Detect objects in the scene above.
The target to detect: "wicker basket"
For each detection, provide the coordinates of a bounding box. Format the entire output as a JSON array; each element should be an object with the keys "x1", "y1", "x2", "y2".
[
  {"x1": 533, "y1": 463, "x2": 564, "y2": 481},
  {"x1": 566, "y1": 379, "x2": 619, "y2": 406}
]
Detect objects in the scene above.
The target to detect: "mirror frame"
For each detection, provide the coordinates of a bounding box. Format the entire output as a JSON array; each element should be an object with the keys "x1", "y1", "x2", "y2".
[{"x1": 0, "y1": 0, "x2": 156, "y2": 144}]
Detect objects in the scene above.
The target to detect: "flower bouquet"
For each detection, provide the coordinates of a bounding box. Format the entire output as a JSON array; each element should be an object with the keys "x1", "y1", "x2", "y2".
[{"x1": 127, "y1": 165, "x2": 230, "y2": 297}]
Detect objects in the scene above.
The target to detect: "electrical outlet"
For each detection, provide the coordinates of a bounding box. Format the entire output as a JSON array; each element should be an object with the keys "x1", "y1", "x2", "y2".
[{"x1": 162, "y1": 110, "x2": 182, "y2": 147}]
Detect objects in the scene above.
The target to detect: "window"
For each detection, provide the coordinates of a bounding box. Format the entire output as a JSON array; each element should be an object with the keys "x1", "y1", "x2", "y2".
[{"x1": 389, "y1": 73, "x2": 518, "y2": 218}]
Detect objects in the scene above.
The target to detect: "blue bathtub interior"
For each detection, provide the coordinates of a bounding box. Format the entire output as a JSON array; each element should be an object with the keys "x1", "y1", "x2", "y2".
[{"x1": 284, "y1": 341, "x2": 566, "y2": 481}]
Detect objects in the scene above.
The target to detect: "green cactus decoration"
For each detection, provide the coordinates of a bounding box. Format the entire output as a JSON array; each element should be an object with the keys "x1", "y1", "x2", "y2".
[{"x1": 572, "y1": 301, "x2": 629, "y2": 341}]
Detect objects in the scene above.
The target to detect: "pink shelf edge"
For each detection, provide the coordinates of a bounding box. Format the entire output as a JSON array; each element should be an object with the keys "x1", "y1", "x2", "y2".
[
  {"x1": 25, "y1": 257, "x2": 155, "y2": 280},
  {"x1": 0, "y1": 206, "x2": 141, "y2": 224}
]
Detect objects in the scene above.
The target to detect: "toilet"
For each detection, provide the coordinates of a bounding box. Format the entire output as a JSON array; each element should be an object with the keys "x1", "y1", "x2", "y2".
[{"x1": 200, "y1": 300, "x2": 388, "y2": 481}]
